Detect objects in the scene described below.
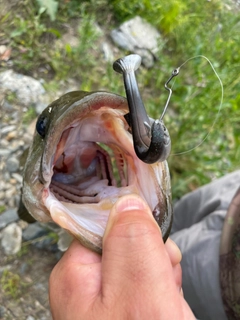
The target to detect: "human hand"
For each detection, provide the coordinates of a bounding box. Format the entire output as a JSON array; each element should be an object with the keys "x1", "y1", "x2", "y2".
[{"x1": 49, "y1": 194, "x2": 195, "y2": 320}]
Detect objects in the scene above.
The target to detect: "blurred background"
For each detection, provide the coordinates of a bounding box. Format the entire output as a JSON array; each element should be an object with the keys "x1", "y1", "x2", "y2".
[
  {"x1": 0, "y1": 0, "x2": 240, "y2": 318},
  {"x1": 1, "y1": 0, "x2": 240, "y2": 198}
]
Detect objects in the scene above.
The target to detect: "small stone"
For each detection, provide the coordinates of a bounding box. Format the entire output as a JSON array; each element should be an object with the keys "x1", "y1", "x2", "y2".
[
  {"x1": 0, "y1": 70, "x2": 45, "y2": 106},
  {"x1": 36, "y1": 102, "x2": 48, "y2": 115},
  {"x1": 18, "y1": 220, "x2": 28, "y2": 230},
  {"x1": 0, "y1": 46, "x2": 11, "y2": 61},
  {"x1": 14, "y1": 194, "x2": 20, "y2": 207},
  {"x1": 0, "y1": 208, "x2": 19, "y2": 230},
  {"x1": 2, "y1": 100, "x2": 14, "y2": 112},
  {"x1": 19, "y1": 262, "x2": 30, "y2": 275},
  {"x1": 0, "y1": 139, "x2": 8, "y2": 148},
  {"x1": 0, "y1": 125, "x2": 16, "y2": 135},
  {"x1": 11, "y1": 173, "x2": 23, "y2": 184},
  {"x1": 57, "y1": 229, "x2": 73, "y2": 251},
  {"x1": 1, "y1": 222, "x2": 22, "y2": 255},
  {"x1": 111, "y1": 16, "x2": 161, "y2": 67},
  {"x1": 0, "y1": 305, "x2": 6, "y2": 319},
  {"x1": 6, "y1": 156, "x2": 19, "y2": 173},
  {"x1": 5, "y1": 186, "x2": 17, "y2": 199},
  {"x1": 3, "y1": 182, "x2": 12, "y2": 190},
  {"x1": 22, "y1": 222, "x2": 48, "y2": 241},
  {"x1": 101, "y1": 42, "x2": 114, "y2": 62},
  {"x1": 26, "y1": 316, "x2": 35, "y2": 320},
  {"x1": 8, "y1": 197, "x2": 16, "y2": 207},
  {"x1": 22, "y1": 222, "x2": 59, "y2": 252},
  {"x1": 0, "y1": 45, "x2": 7, "y2": 55},
  {"x1": 0, "y1": 149, "x2": 10, "y2": 157},
  {"x1": 6, "y1": 130, "x2": 18, "y2": 141}
]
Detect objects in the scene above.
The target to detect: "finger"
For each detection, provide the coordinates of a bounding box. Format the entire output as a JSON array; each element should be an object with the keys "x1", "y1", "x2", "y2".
[
  {"x1": 172, "y1": 263, "x2": 182, "y2": 291},
  {"x1": 101, "y1": 194, "x2": 176, "y2": 298},
  {"x1": 165, "y1": 238, "x2": 182, "y2": 266},
  {"x1": 62, "y1": 239, "x2": 101, "y2": 265},
  {"x1": 49, "y1": 239, "x2": 101, "y2": 319}
]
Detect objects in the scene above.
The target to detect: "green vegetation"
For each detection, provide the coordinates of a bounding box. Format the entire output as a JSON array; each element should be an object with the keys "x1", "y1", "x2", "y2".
[
  {"x1": 1, "y1": 0, "x2": 239, "y2": 198},
  {"x1": 1, "y1": 270, "x2": 29, "y2": 299},
  {"x1": 0, "y1": 205, "x2": 6, "y2": 214},
  {"x1": 22, "y1": 106, "x2": 37, "y2": 123}
]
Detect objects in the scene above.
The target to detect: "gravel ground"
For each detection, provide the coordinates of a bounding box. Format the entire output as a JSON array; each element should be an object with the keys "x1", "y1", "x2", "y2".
[{"x1": 0, "y1": 83, "x2": 61, "y2": 320}]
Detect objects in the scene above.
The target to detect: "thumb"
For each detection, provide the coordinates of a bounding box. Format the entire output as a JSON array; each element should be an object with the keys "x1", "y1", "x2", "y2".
[
  {"x1": 101, "y1": 194, "x2": 171, "y2": 294},
  {"x1": 104, "y1": 193, "x2": 159, "y2": 239}
]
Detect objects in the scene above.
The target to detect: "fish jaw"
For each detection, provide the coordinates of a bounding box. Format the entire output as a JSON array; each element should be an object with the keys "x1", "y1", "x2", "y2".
[{"x1": 22, "y1": 91, "x2": 172, "y2": 253}]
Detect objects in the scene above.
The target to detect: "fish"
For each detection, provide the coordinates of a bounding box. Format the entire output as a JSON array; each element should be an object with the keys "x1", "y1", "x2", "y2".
[{"x1": 19, "y1": 90, "x2": 172, "y2": 253}]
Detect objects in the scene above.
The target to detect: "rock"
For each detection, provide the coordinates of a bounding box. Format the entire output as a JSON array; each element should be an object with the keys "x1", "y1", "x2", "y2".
[
  {"x1": 0, "y1": 265, "x2": 12, "y2": 276},
  {"x1": 17, "y1": 219, "x2": 28, "y2": 230},
  {"x1": 57, "y1": 229, "x2": 73, "y2": 251},
  {"x1": 34, "y1": 235, "x2": 58, "y2": 252},
  {"x1": 0, "y1": 45, "x2": 7, "y2": 55},
  {"x1": 5, "y1": 186, "x2": 17, "y2": 199},
  {"x1": 2, "y1": 100, "x2": 14, "y2": 112},
  {"x1": 1, "y1": 223, "x2": 22, "y2": 255},
  {"x1": 22, "y1": 222, "x2": 48, "y2": 241},
  {"x1": 11, "y1": 173, "x2": 23, "y2": 184},
  {"x1": 0, "y1": 70, "x2": 45, "y2": 105},
  {"x1": 0, "y1": 305, "x2": 6, "y2": 319},
  {"x1": 6, "y1": 130, "x2": 18, "y2": 141},
  {"x1": 26, "y1": 316, "x2": 35, "y2": 320},
  {"x1": 0, "y1": 149, "x2": 11, "y2": 157},
  {"x1": 0, "y1": 45, "x2": 11, "y2": 61},
  {"x1": 0, "y1": 124, "x2": 16, "y2": 135},
  {"x1": 0, "y1": 208, "x2": 19, "y2": 230},
  {"x1": 19, "y1": 262, "x2": 30, "y2": 275},
  {"x1": 36, "y1": 102, "x2": 48, "y2": 115},
  {"x1": 111, "y1": 16, "x2": 161, "y2": 68},
  {"x1": 22, "y1": 222, "x2": 58, "y2": 252},
  {"x1": 101, "y1": 42, "x2": 114, "y2": 62},
  {"x1": 6, "y1": 156, "x2": 19, "y2": 173}
]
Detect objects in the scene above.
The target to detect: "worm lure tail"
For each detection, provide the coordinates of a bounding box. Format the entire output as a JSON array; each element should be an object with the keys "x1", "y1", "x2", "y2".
[{"x1": 113, "y1": 54, "x2": 178, "y2": 164}]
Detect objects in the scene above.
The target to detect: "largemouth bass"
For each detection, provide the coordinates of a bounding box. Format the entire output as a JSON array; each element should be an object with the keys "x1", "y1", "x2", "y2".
[{"x1": 20, "y1": 90, "x2": 172, "y2": 253}]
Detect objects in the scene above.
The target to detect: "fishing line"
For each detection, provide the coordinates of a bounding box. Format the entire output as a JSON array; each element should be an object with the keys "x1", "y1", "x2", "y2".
[{"x1": 168, "y1": 55, "x2": 224, "y2": 156}]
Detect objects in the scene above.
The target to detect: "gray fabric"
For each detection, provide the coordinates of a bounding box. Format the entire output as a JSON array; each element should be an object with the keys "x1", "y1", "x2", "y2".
[{"x1": 170, "y1": 170, "x2": 240, "y2": 320}]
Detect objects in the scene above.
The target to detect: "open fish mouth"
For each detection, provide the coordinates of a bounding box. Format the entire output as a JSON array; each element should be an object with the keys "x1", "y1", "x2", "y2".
[{"x1": 22, "y1": 91, "x2": 172, "y2": 253}]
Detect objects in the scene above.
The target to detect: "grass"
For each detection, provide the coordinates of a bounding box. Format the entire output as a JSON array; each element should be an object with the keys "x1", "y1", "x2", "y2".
[
  {"x1": 0, "y1": 205, "x2": 6, "y2": 214},
  {"x1": 0, "y1": 270, "x2": 29, "y2": 299},
  {"x1": 1, "y1": 0, "x2": 240, "y2": 199}
]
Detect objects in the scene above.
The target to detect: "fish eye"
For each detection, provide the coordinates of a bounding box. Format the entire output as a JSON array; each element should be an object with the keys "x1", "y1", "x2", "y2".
[{"x1": 36, "y1": 114, "x2": 48, "y2": 138}]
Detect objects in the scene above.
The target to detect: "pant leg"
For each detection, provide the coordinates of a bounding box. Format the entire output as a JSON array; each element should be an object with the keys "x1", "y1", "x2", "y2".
[
  {"x1": 170, "y1": 170, "x2": 240, "y2": 320},
  {"x1": 171, "y1": 210, "x2": 226, "y2": 319},
  {"x1": 171, "y1": 170, "x2": 240, "y2": 234}
]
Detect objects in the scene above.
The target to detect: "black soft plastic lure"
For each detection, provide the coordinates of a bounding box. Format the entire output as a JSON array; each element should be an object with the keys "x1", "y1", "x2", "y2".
[{"x1": 113, "y1": 54, "x2": 178, "y2": 164}]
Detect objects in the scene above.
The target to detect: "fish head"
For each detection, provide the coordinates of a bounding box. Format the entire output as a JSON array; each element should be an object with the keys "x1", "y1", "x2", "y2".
[{"x1": 22, "y1": 91, "x2": 172, "y2": 253}]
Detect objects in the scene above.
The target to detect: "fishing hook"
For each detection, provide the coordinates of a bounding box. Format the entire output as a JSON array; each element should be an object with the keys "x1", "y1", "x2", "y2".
[{"x1": 113, "y1": 54, "x2": 178, "y2": 164}]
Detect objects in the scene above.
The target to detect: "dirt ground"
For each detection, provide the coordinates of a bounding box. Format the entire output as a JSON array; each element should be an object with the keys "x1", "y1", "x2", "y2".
[{"x1": 0, "y1": 245, "x2": 60, "y2": 320}]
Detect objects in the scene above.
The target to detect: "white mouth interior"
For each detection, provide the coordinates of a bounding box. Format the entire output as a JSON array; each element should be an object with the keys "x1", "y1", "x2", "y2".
[{"x1": 44, "y1": 108, "x2": 159, "y2": 237}]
